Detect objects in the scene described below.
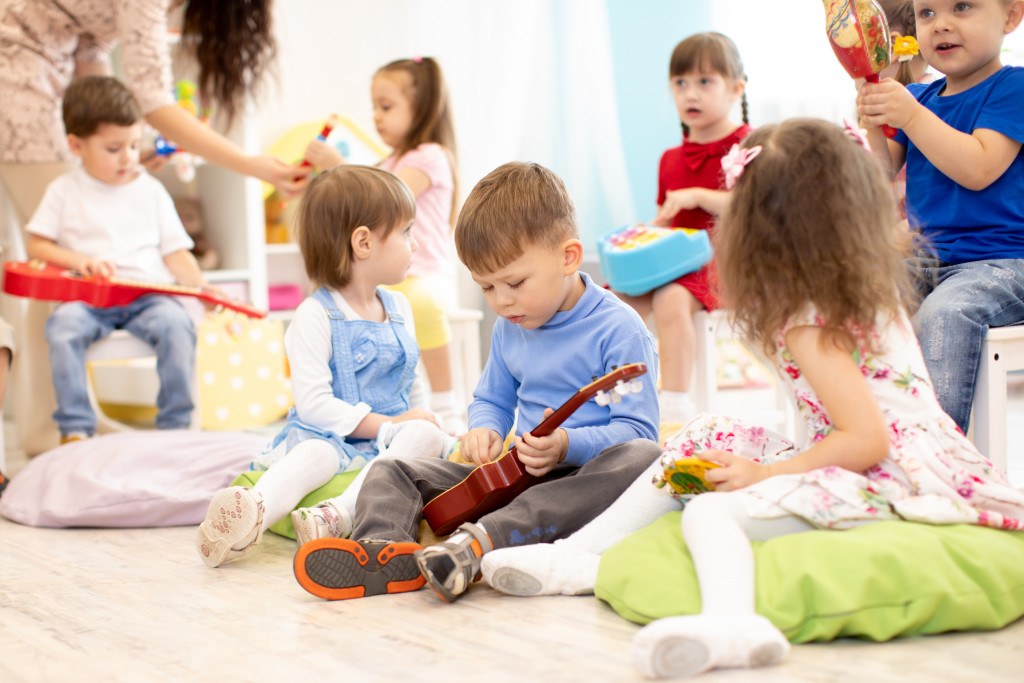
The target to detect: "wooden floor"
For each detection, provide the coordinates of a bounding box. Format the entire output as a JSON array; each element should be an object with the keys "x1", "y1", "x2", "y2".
[{"x1": 3, "y1": 385, "x2": 1024, "y2": 682}]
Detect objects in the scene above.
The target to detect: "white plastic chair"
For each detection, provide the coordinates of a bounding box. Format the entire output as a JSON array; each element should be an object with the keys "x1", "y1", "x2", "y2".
[
  {"x1": 970, "y1": 324, "x2": 1024, "y2": 476},
  {"x1": 444, "y1": 307, "x2": 484, "y2": 417},
  {"x1": 691, "y1": 310, "x2": 794, "y2": 435}
]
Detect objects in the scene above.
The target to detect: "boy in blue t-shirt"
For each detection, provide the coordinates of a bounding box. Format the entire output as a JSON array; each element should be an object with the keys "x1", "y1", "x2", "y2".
[
  {"x1": 292, "y1": 162, "x2": 662, "y2": 603},
  {"x1": 856, "y1": 0, "x2": 1024, "y2": 433}
]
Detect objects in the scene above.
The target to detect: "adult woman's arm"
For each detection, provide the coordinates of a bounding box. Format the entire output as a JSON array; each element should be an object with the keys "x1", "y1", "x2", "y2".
[{"x1": 146, "y1": 105, "x2": 310, "y2": 197}]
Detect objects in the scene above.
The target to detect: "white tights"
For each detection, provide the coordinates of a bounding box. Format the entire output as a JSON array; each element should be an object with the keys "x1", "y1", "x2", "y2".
[
  {"x1": 681, "y1": 491, "x2": 814, "y2": 614},
  {"x1": 254, "y1": 438, "x2": 338, "y2": 530}
]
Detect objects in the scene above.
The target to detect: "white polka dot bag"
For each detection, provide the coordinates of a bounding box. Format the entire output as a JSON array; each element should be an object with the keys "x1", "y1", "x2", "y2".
[{"x1": 196, "y1": 309, "x2": 292, "y2": 430}]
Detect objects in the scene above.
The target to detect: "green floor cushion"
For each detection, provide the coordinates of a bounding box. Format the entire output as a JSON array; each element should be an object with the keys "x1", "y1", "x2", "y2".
[
  {"x1": 231, "y1": 470, "x2": 358, "y2": 540},
  {"x1": 595, "y1": 511, "x2": 1024, "y2": 643}
]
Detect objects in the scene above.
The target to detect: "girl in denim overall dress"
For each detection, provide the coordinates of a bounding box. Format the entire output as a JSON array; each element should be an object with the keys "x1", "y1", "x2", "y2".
[{"x1": 197, "y1": 165, "x2": 455, "y2": 568}]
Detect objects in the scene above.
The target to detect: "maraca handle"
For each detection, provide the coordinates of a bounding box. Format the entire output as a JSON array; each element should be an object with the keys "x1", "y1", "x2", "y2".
[{"x1": 865, "y1": 74, "x2": 898, "y2": 139}]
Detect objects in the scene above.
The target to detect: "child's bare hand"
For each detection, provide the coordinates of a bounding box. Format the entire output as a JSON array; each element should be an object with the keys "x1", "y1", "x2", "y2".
[
  {"x1": 76, "y1": 256, "x2": 115, "y2": 279},
  {"x1": 196, "y1": 283, "x2": 230, "y2": 311},
  {"x1": 703, "y1": 450, "x2": 770, "y2": 492},
  {"x1": 303, "y1": 140, "x2": 345, "y2": 172},
  {"x1": 514, "y1": 407, "x2": 567, "y2": 477},
  {"x1": 857, "y1": 79, "x2": 920, "y2": 132},
  {"x1": 656, "y1": 188, "x2": 703, "y2": 225},
  {"x1": 460, "y1": 428, "x2": 503, "y2": 465},
  {"x1": 392, "y1": 408, "x2": 440, "y2": 428}
]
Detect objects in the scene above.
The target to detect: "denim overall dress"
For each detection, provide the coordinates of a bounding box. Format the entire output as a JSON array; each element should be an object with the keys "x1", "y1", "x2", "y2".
[{"x1": 254, "y1": 287, "x2": 420, "y2": 473}]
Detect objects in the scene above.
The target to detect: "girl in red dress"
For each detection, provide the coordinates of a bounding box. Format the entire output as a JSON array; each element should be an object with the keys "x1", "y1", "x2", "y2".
[{"x1": 615, "y1": 32, "x2": 753, "y2": 422}]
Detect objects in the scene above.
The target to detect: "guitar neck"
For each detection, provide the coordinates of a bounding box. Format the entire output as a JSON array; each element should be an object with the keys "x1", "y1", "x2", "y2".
[
  {"x1": 527, "y1": 392, "x2": 592, "y2": 438},
  {"x1": 108, "y1": 275, "x2": 266, "y2": 318},
  {"x1": 109, "y1": 276, "x2": 201, "y2": 298}
]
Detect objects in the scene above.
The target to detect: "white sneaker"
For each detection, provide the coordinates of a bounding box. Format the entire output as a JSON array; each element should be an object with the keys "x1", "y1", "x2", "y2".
[
  {"x1": 196, "y1": 486, "x2": 264, "y2": 568},
  {"x1": 291, "y1": 501, "x2": 352, "y2": 546}
]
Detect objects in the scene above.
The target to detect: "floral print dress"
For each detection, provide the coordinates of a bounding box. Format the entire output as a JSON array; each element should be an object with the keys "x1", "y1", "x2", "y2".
[{"x1": 665, "y1": 308, "x2": 1024, "y2": 531}]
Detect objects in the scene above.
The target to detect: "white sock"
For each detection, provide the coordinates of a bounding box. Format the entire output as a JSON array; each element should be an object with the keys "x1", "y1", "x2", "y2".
[
  {"x1": 482, "y1": 544, "x2": 601, "y2": 596},
  {"x1": 659, "y1": 390, "x2": 696, "y2": 424},
  {"x1": 253, "y1": 439, "x2": 338, "y2": 532},
  {"x1": 479, "y1": 459, "x2": 677, "y2": 596},
  {"x1": 628, "y1": 493, "x2": 801, "y2": 677},
  {"x1": 631, "y1": 614, "x2": 789, "y2": 678},
  {"x1": 381, "y1": 419, "x2": 457, "y2": 459}
]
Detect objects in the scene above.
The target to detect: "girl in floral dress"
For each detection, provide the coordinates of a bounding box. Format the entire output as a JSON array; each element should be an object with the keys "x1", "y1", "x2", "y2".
[{"x1": 479, "y1": 118, "x2": 1024, "y2": 678}]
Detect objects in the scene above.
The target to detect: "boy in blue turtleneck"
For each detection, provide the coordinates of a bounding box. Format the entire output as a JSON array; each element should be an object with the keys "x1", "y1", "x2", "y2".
[{"x1": 293, "y1": 161, "x2": 662, "y2": 603}]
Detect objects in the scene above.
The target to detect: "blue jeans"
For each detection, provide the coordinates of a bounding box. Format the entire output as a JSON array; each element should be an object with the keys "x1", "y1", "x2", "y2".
[
  {"x1": 910, "y1": 255, "x2": 1024, "y2": 433},
  {"x1": 45, "y1": 295, "x2": 196, "y2": 435}
]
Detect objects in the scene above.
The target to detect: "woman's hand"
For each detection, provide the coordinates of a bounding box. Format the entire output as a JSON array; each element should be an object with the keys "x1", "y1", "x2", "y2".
[
  {"x1": 702, "y1": 449, "x2": 771, "y2": 492},
  {"x1": 303, "y1": 140, "x2": 345, "y2": 172},
  {"x1": 460, "y1": 427, "x2": 504, "y2": 465},
  {"x1": 246, "y1": 154, "x2": 311, "y2": 199}
]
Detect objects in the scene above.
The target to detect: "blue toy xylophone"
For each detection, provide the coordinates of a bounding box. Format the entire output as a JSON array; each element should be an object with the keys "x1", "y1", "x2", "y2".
[{"x1": 597, "y1": 225, "x2": 712, "y2": 296}]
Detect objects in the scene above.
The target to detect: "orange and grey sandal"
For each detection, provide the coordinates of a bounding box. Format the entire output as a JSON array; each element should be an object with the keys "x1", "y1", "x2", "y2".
[{"x1": 294, "y1": 538, "x2": 426, "y2": 600}]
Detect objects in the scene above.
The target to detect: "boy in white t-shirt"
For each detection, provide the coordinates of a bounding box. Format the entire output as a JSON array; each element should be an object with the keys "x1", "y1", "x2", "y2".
[{"x1": 25, "y1": 76, "x2": 213, "y2": 442}]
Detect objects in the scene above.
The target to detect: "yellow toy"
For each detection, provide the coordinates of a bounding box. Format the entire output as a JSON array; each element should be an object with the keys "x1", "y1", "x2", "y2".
[{"x1": 653, "y1": 453, "x2": 721, "y2": 498}]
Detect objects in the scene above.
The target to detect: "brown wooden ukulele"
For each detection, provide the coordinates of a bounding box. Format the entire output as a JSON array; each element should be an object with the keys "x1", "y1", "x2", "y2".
[{"x1": 422, "y1": 362, "x2": 648, "y2": 536}]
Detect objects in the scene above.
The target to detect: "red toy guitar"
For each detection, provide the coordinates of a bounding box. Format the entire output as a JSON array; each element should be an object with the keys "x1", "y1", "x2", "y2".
[
  {"x1": 422, "y1": 362, "x2": 648, "y2": 536},
  {"x1": 2, "y1": 260, "x2": 266, "y2": 319}
]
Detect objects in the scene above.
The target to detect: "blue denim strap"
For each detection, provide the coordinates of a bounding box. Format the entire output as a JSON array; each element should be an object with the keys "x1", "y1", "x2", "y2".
[
  {"x1": 311, "y1": 287, "x2": 361, "y2": 406},
  {"x1": 376, "y1": 287, "x2": 420, "y2": 394}
]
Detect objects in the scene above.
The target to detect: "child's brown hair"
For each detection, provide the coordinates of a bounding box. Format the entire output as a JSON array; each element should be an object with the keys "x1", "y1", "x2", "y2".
[
  {"x1": 878, "y1": 0, "x2": 918, "y2": 85},
  {"x1": 715, "y1": 118, "x2": 913, "y2": 356},
  {"x1": 376, "y1": 57, "x2": 459, "y2": 222},
  {"x1": 295, "y1": 165, "x2": 416, "y2": 290},
  {"x1": 669, "y1": 32, "x2": 749, "y2": 137},
  {"x1": 62, "y1": 76, "x2": 142, "y2": 138},
  {"x1": 454, "y1": 162, "x2": 578, "y2": 275}
]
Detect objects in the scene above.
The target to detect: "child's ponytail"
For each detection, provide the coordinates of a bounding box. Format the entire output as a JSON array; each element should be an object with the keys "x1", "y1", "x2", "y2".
[{"x1": 877, "y1": 0, "x2": 918, "y2": 86}]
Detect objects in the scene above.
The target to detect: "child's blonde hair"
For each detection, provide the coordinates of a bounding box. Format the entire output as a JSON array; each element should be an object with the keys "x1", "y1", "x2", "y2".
[
  {"x1": 454, "y1": 162, "x2": 578, "y2": 275},
  {"x1": 376, "y1": 57, "x2": 459, "y2": 222},
  {"x1": 295, "y1": 165, "x2": 415, "y2": 290},
  {"x1": 716, "y1": 118, "x2": 913, "y2": 355},
  {"x1": 669, "y1": 32, "x2": 749, "y2": 137}
]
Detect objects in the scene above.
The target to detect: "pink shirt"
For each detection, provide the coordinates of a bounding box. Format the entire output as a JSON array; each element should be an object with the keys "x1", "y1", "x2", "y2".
[
  {"x1": 379, "y1": 143, "x2": 455, "y2": 279},
  {"x1": 0, "y1": 0, "x2": 175, "y2": 163}
]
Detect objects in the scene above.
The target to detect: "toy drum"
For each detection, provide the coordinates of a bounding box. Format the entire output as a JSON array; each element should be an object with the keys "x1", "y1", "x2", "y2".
[{"x1": 597, "y1": 225, "x2": 712, "y2": 296}]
